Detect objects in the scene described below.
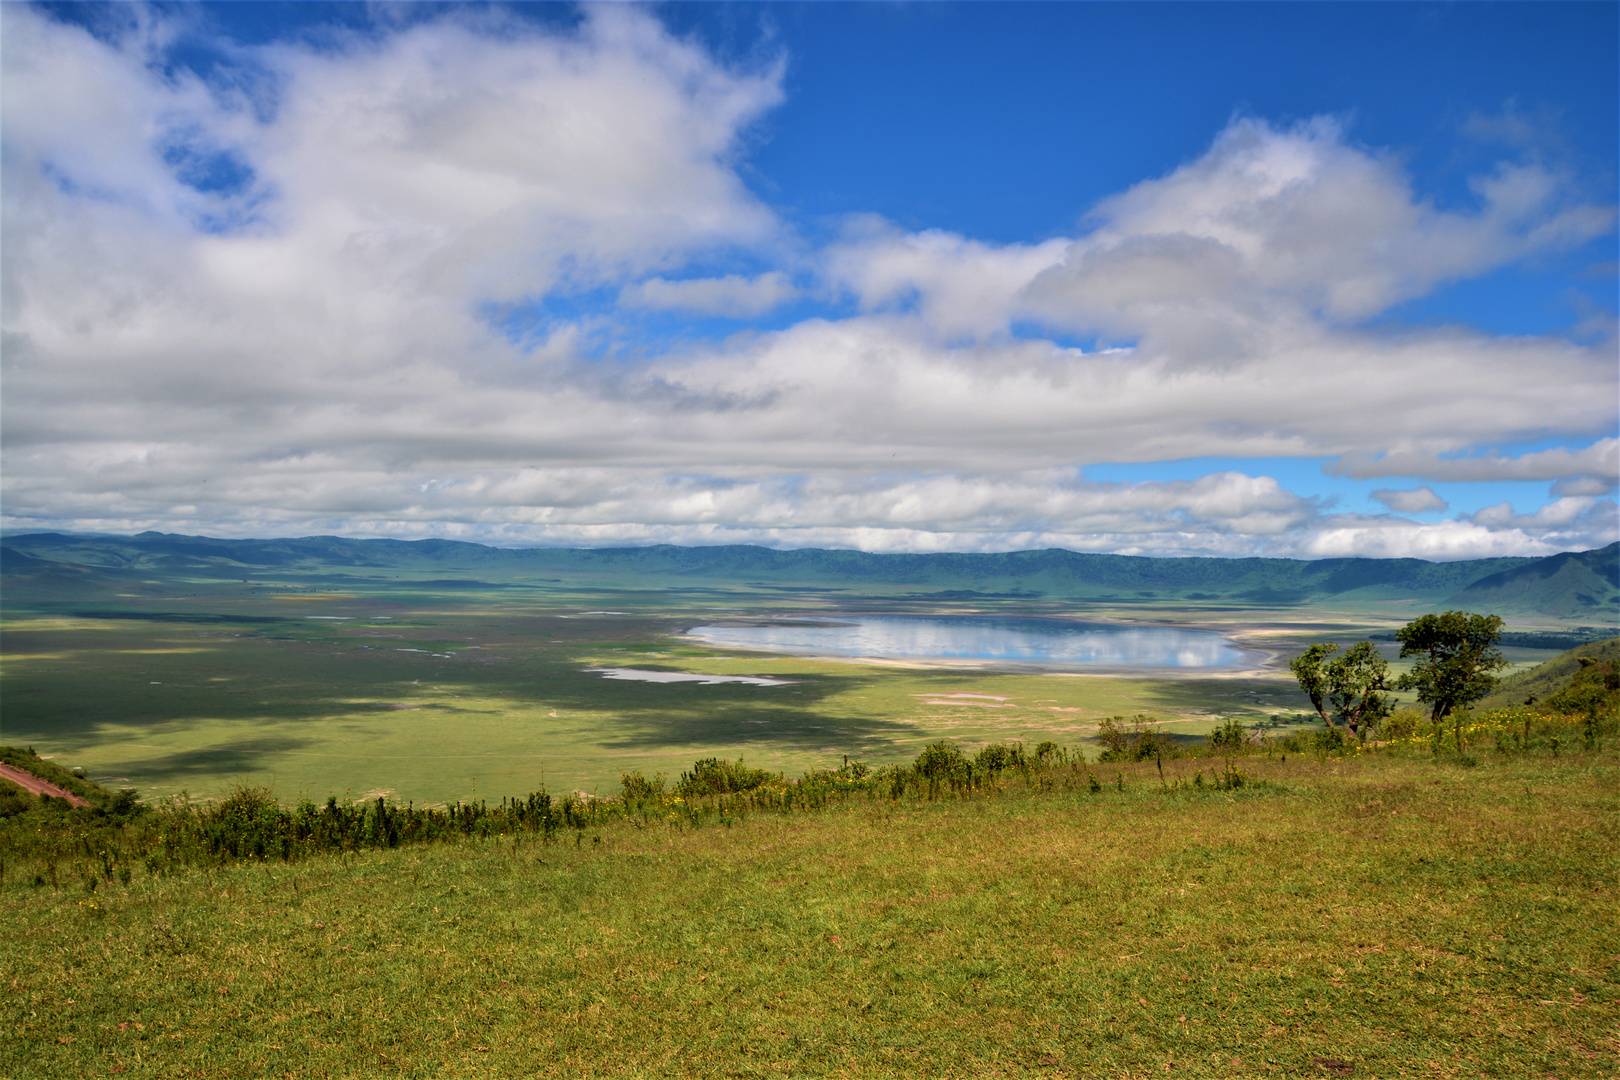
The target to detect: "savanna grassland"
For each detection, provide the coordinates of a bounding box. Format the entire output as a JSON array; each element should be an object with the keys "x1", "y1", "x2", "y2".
[
  {"x1": 0, "y1": 604, "x2": 1335, "y2": 804},
  {"x1": 0, "y1": 546, "x2": 1581, "y2": 803},
  {"x1": 5, "y1": 746, "x2": 1617, "y2": 1079}
]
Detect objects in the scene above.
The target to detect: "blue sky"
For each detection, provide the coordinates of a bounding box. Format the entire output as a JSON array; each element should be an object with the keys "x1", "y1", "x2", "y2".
[{"x1": 2, "y1": 2, "x2": 1616, "y2": 558}]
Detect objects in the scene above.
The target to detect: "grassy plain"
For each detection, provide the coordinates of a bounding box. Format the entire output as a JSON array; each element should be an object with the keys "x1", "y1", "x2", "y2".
[
  {"x1": 0, "y1": 608, "x2": 1299, "y2": 803},
  {"x1": 6, "y1": 747, "x2": 1616, "y2": 1079},
  {"x1": 0, "y1": 560, "x2": 1570, "y2": 803}
]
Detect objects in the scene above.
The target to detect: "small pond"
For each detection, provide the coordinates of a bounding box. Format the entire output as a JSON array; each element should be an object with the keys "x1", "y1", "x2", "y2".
[{"x1": 685, "y1": 615, "x2": 1255, "y2": 670}]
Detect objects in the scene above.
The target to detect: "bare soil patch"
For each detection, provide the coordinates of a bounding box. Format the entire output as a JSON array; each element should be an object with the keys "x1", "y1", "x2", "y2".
[{"x1": 0, "y1": 761, "x2": 89, "y2": 807}]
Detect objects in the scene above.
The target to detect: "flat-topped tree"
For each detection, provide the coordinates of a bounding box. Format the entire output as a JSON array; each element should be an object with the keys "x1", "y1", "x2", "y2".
[
  {"x1": 1288, "y1": 641, "x2": 1392, "y2": 742},
  {"x1": 1395, "y1": 612, "x2": 1507, "y2": 726}
]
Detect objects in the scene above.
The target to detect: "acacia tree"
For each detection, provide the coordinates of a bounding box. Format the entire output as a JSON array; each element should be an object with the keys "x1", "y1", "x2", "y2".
[
  {"x1": 1288, "y1": 640, "x2": 1393, "y2": 741},
  {"x1": 1394, "y1": 612, "x2": 1507, "y2": 736}
]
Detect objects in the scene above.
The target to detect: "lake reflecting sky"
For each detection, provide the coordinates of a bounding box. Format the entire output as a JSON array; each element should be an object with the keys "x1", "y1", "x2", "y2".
[{"x1": 686, "y1": 616, "x2": 1252, "y2": 669}]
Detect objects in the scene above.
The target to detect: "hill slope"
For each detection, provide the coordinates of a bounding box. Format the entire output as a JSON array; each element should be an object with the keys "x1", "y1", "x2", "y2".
[
  {"x1": 1445, "y1": 543, "x2": 1619, "y2": 620},
  {"x1": 1477, "y1": 636, "x2": 1620, "y2": 709},
  {"x1": 2, "y1": 531, "x2": 1616, "y2": 621}
]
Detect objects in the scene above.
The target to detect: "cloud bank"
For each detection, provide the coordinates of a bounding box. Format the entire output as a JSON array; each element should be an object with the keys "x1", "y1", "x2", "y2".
[{"x1": 2, "y1": 6, "x2": 1615, "y2": 560}]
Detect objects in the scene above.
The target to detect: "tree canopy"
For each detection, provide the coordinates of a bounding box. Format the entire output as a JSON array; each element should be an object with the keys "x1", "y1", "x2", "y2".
[
  {"x1": 1395, "y1": 611, "x2": 1507, "y2": 723},
  {"x1": 1287, "y1": 640, "x2": 1392, "y2": 741}
]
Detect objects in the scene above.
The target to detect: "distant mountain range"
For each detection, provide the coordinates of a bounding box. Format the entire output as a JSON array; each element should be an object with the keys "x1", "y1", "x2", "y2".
[{"x1": 2, "y1": 531, "x2": 1616, "y2": 624}]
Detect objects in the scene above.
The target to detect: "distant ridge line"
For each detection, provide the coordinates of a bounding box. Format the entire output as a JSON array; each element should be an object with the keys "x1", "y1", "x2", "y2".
[
  {"x1": 3, "y1": 531, "x2": 1615, "y2": 620},
  {"x1": 7, "y1": 528, "x2": 1618, "y2": 565}
]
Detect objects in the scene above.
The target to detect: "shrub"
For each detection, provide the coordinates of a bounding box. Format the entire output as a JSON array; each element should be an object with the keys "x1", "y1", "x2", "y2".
[
  {"x1": 801, "y1": 758, "x2": 872, "y2": 788},
  {"x1": 974, "y1": 742, "x2": 1026, "y2": 774},
  {"x1": 913, "y1": 741, "x2": 966, "y2": 781},
  {"x1": 207, "y1": 786, "x2": 292, "y2": 860},
  {"x1": 1097, "y1": 715, "x2": 1168, "y2": 763},
  {"x1": 108, "y1": 788, "x2": 142, "y2": 817},
  {"x1": 0, "y1": 783, "x2": 35, "y2": 819},
  {"x1": 1546, "y1": 658, "x2": 1620, "y2": 718},
  {"x1": 618, "y1": 771, "x2": 666, "y2": 800},
  {"x1": 674, "y1": 758, "x2": 777, "y2": 798},
  {"x1": 1271, "y1": 725, "x2": 1349, "y2": 755},
  {"x1": 1207, "y1": 719, "x2": 1248, "y2": 752},
  {"x1": 875, "y1": 764, "x2": 908, "y2": 799},
  {"x1": 1380, "y1": 707, "x2": 1426, "y2": 742}
]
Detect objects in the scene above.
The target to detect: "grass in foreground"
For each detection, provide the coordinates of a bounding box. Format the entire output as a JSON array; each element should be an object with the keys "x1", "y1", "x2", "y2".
[{"x1": 4, "y1": 748, "x2": 1616, "y2": 1079}]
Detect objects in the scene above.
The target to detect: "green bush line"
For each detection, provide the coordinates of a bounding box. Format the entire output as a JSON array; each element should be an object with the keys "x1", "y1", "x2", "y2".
[{"x1": 2, "y1": 704, "x2": 1611, "y2": 890}]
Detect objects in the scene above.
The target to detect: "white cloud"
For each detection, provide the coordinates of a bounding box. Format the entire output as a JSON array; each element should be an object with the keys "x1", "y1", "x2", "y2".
[
  {"x1": 825, "y1": 221, "x2": 1068, "y2": 339},
  {"x1": 1331, "y1": 438, "x2": 1619, "y2": 483},
  {"x1": 1552, "y1": 475, "x2": 1618, "y2": 497},
  {"x1": 2, "y1": 9, "x2": 1615, "y2": 560},
  {"x1": 1370, "y1": 487, "x2": 1448, "y2": 514},
  {"x1": 2, "y1": 5, "x2": 785, "y2": 390},
  {"x1": 1022, "y1": 117, "x2": 1614, "y2": 330},
  {"x1": 1465, "y1": 496, "x2": 1611, "y2": 532},
  {"x1": 620, "y1": 272, "x2": 797, "y2": 317},
  {"x1": 1299, "y1": 520, "x2": 1572, "y2": 561}
]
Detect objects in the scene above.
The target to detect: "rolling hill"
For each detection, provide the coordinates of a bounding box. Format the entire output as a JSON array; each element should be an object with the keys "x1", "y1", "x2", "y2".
[
  {"x1": 1476, "y1": 636, "x2": 1620, "y2": 709},
  {"x1": 1443, "y1": 544, "x2": 1620, "y2": 621},
  {"x1": 2, "y1": 531, "x2": 1615, "y2": 623}
]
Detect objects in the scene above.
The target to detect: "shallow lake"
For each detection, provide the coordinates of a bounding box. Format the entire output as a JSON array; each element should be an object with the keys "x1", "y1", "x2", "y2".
[
  {"x1": 588, "y1": 667, "x2": 796, "y2": 687},
  {"x1": 685, "y1": 615, "x2": 1255, "y2": 670}
]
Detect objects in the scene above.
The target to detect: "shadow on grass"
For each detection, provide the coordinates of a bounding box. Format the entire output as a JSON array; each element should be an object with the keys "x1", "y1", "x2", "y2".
[
  {"x1": 522, "y1": 665, "x2": 918, "y2": 753},
  {"x1": 97, "y1": 736, "x2": 315, "y2": 780},
  {"x1": 0, "y1": 624, "x2": 920, "y2": 757},
  {"x1": 1134, "y1": 677, "x2": 1313, "y2": 716}
]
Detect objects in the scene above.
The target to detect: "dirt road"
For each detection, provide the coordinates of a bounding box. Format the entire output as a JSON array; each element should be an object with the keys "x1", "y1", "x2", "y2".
[{"x1": 0, "y1": 762, "x2": 90, "y2": 807}]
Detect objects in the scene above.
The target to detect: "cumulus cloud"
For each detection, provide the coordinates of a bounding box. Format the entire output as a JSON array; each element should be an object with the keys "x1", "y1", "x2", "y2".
[
  {"x1": 1370, "y1": 487, "x2": 1448, "y2": 514},
  {"x1": 1021, "y1": 117, "x2": 1613, "y2": 330},
  {"x1": 1330, "y1": 438, "x2": 1618, "y2": 483},
  {"x1": 808, "y1": 120, "x2": 1614, "y2": 477},
  {"x1": 1298, "y1": 519, "x2": 1577, "y2": 561},
  {"x1": 824, "y1": 221, "x2": 1068, "y2": 340},
  {"x1": 2, "y1": 7, "x2": 1615, "y2": 560},
  {"x1": 620, "y1": 272, "x2": 798, "y2": 317},
  {"x1": 2, "y1": 5, "x2": 784, "y2": 380},
  {"x1": 1465, "y1": 496, "x2": 1615, "y2": 533},
  {"x1": 1552, "y1": 475, "x2": 1618, "y2": 497}
]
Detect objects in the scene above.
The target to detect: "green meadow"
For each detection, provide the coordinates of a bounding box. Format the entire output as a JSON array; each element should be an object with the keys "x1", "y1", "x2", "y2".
[
  {"x1": 0, "y1": 542, "x2": 1581, "y2": 803},
  {"x1": 6, "y1": 747, "x2": 1616, "y2": 1079},
  {"x1": 0, "y1": 602, "x2": 1325, "y2": 804}
]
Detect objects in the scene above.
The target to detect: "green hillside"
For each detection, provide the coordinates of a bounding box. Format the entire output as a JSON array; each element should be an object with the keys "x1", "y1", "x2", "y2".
[
  {"x1": 1445, "y1": 543, "x2": 1619, "y2": 620},
  {"x1": 1477, "y1": 636, "x2": 1620, "y2": 709},
  {"x1": 5, "y1": 531, "x2": 1615, "y2": 619}
]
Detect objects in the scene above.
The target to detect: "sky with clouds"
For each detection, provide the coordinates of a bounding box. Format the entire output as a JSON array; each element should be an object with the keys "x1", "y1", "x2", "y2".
[{"x1": 2, "y1": 2, "x2": 1616, "y2": 559}]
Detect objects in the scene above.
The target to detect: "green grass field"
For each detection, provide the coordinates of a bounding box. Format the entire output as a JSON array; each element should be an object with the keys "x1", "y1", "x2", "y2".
[
  {"x1": 0, "y1": 567, "x2": 1571, "y2": 804},
  {"x1": 5, "y1": 746, "x2": 1615, "y2": 1079}
]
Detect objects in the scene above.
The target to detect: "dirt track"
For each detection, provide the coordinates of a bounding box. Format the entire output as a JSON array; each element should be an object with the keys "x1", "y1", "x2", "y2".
[{"x1": 0, "y1": 762, "x2": 90, "y2": 807}]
